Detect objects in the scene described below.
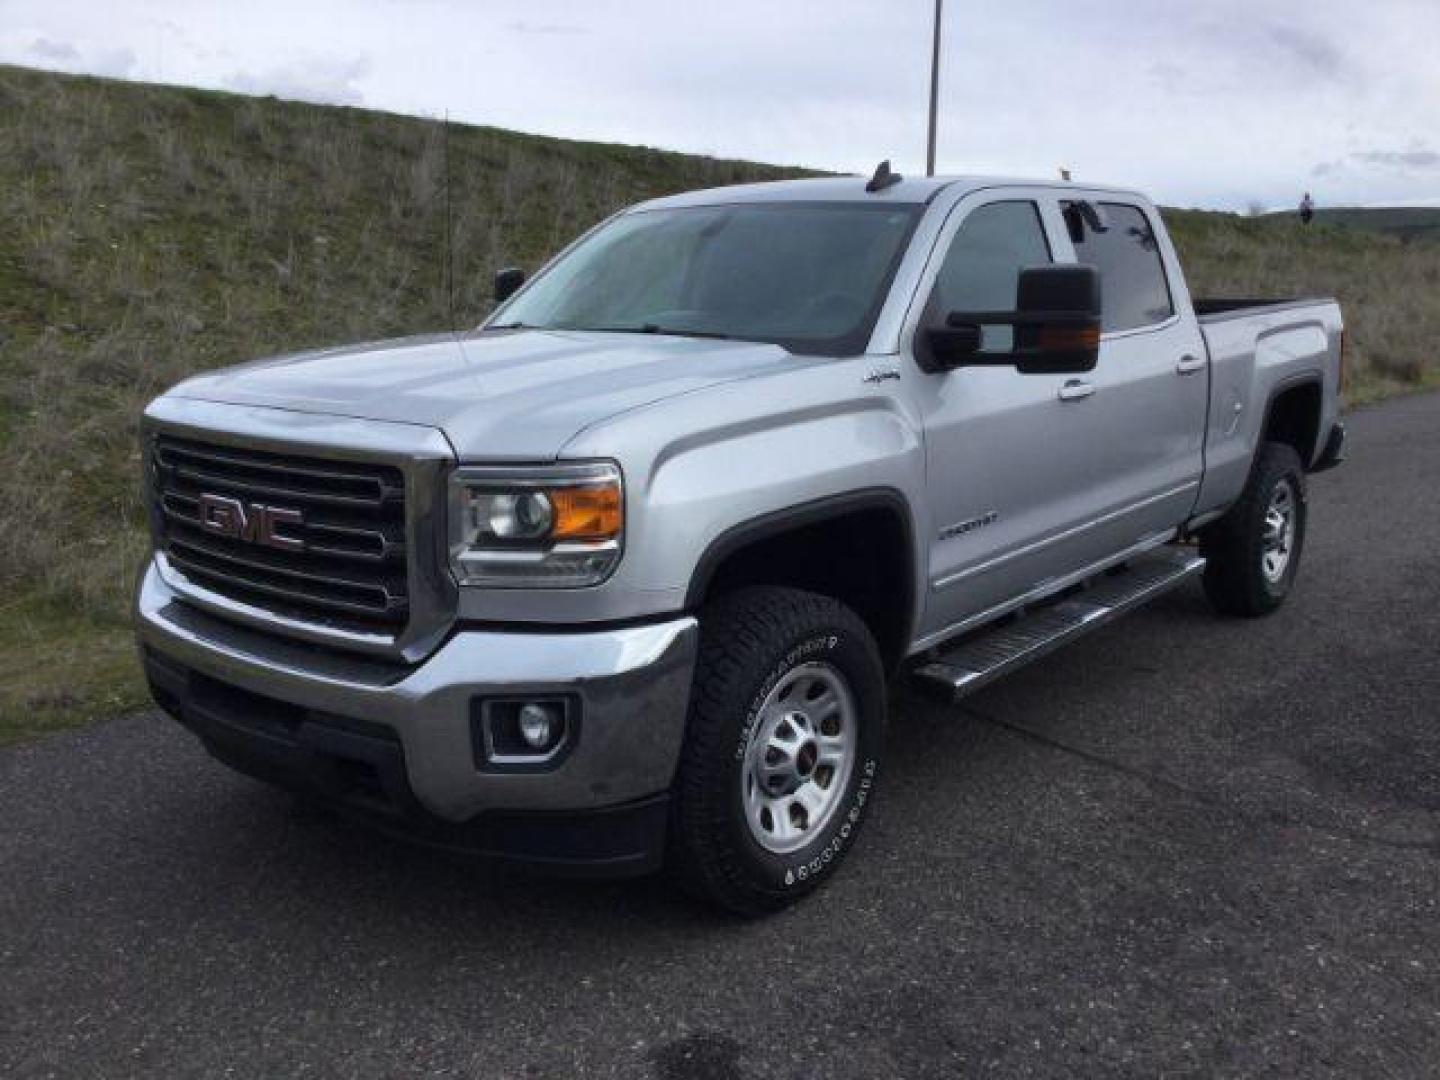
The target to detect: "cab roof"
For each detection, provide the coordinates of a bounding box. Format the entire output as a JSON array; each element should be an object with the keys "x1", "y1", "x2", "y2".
[{"x1": 631, "y1": 174, "x2": 1146, "y2": 211}]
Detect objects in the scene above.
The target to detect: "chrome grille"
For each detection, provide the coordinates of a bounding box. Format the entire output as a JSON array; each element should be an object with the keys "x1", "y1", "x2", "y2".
[{"x1": 151, "y1": 435, "x2": 410, "y2": 633}]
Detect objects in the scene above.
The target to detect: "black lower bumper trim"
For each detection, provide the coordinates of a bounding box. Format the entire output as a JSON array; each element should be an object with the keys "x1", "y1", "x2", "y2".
[{"x1": 142, "y1": 649, "x2": 668, "y2": 878}]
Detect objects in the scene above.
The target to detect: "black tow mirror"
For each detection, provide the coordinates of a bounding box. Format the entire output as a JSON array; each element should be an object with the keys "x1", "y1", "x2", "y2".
[
  {"x1": 921, "y1": 264, "x2": 1102, "y2": 376},
  {"x1": 493, "y1": 266, "x2": 526, "y2": 303}
]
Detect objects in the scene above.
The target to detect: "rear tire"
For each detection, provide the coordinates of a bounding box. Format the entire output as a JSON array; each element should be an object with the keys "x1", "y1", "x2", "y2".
[
  {"x1": 1200, "y1": 441, "x2": 1307, "y2": 617},
  {"x1": 669, "y1": 586, "x2": 886, "y2": 916}
]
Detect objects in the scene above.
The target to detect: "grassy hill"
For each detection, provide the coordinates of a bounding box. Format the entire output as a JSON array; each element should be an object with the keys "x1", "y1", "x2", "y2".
[
  {"x1": 2, "y1": 64, "x2": 1438, "y2": 742},
  {"x1": 0, "y1": 64, "x2": 809, "y2": 741},
  {"x1": 1264, "y1": 206, "x2": 1440, "y2": 244},
  {"x1": 1162, "y1": 207, "x2": 1440, "y2": 394}
]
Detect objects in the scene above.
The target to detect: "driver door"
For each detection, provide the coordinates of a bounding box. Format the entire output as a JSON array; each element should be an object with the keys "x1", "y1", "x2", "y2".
[{"x1": 908, "y1": 193, "x2": 1119, "y2": 639}]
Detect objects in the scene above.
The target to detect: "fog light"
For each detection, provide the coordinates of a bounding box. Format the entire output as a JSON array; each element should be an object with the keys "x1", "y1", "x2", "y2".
[
  {"x1": 474, "y1": 696, "x2": 575, "y2": 769},
  {"x1": 518, "y1": 702, "x2": 558, "y2": 749}
]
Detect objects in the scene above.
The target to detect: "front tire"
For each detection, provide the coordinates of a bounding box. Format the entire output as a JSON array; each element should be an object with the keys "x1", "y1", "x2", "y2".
[
  {"x1": 1200, "y1": 441, "x2": 1308, "y2": 617},
  {"x1": 669, "y1": 586, "x2": 886, "y2": 916}
]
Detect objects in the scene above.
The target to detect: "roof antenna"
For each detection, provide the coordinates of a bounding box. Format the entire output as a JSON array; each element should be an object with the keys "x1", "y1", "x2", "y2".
[{"x1": 866, "y1": 160, "x2": 902, "y2": 193}]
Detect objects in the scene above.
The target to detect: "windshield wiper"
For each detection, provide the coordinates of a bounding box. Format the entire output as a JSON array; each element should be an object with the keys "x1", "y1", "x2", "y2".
[
  {"x1": 568, "y1": 323, "x2": 733, "y2": 340},
  {"x1": 642, "y1": 323, "x2": 733, "y2": 340},
  {"x1": 486, "y1": 320, "x2": 533, "y2": 330}
]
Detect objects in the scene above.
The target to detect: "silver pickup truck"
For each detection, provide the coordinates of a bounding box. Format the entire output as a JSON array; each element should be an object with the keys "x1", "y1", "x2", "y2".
[{"x1": 136, "y1": 170, "x2": 1346, "y2": 914}]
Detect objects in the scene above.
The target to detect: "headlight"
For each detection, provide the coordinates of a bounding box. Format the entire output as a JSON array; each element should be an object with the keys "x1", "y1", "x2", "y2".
[
  {"x1": 448, "y1": 463, "x2": 623, "y2": 588},
  {"x1": 482, "y1": 490, "x2": 554, "y2": 540}
]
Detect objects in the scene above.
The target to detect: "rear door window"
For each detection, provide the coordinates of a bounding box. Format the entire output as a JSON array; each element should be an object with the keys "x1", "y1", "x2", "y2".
[{"x1": 1064, "y1": 201, "x2": 1174, "y2": 332}]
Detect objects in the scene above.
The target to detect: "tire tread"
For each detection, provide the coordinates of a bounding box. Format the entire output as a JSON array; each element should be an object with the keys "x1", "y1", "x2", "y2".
[
  {"x1": 1201, "y1": 441, "x2": 1307, "y2": 617},
  {"x1": 669, "y1": 586, "x2": 882, "y2": 916}
]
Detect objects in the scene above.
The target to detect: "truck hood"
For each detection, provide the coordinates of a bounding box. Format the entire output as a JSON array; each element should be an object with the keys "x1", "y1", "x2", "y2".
[{"x1": 165, "y1": 330, "x2": 795, "y2": 459}]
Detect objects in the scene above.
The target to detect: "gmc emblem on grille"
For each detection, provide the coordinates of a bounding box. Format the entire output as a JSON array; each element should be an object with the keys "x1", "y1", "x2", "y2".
[{"x1": 196, "y1": 493, "x2": 305, "y2": 551}]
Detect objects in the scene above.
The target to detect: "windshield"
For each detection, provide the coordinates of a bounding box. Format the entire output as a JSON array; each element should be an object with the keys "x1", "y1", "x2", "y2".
[{"x1": 489, "y1": 202, "x2": 923, "y2": 355}]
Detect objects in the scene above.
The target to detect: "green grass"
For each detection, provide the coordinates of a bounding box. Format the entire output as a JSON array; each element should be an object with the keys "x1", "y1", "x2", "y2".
[
  {"x1": 1265, "y1": 206, "x2": 1440, "y2": 244},
  {"x1": 1162, "y1": 208, "x2": 1440, "y2": 394},
  {"x1": 0, "y1": 596, "x2": 149, "y2": 746},
  {"x1": 0, "y1": 64, "x2": 809, "y2": 742},
  {"x1": 2, "y1": 63, "x2": 1438, "y2": 744}
]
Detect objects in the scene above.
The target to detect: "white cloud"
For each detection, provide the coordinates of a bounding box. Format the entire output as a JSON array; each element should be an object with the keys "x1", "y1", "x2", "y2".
[
  {"x1": 20, "y1": 34, "x2": 133, "y2": 77},
  {"x1": 0, "y1": 0, "x2": 1435, "y2": 209},
  {"x1": 29, "y1": 37, "x2": 79, "y2": 61},
  {"x1": 90, "y1": 46, "x2": 137, "y2": 77},
  {"x1": 504, "y1": 21, "x2": 587, "y2": 36},
  {"x1": 1351, "y1": 149, "x2": 1440, "y2": 170},
  {"x1": 225, "y1": 57, "x2": 371, "y2": 107}
]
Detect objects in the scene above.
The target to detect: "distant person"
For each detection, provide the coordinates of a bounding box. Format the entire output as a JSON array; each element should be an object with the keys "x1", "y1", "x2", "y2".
[{"x1": 1300, "y1": 192, "x2": 1315, "y2": 225}]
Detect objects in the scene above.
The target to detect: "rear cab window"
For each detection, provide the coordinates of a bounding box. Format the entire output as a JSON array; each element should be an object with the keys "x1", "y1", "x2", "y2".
[{"x1": 1063, "y1": 201, "x2": 1174, "y2": 333}]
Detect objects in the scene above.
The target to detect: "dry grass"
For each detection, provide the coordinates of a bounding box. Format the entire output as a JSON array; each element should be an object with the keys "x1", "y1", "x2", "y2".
[
  {"x1": 1164, "y1": 209, "x2": 1440, "y2": 403},
  {"x1": 0, "y1": 64, "x2": 806, "y2": 738},
  {"x1": 2, "y1": 63, "x2": 1437, "y2": 741}
]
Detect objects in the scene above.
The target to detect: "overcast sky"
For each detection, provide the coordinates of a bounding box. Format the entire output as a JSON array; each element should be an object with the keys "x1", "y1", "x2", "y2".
[{"x1": 3, "y1": 0, "x2": 1438, "y2": 210}]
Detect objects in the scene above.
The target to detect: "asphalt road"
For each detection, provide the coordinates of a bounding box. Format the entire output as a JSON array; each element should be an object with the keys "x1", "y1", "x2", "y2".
[{"x1": 4, "y1": 393, "x2": 1439, "y2": 1079}]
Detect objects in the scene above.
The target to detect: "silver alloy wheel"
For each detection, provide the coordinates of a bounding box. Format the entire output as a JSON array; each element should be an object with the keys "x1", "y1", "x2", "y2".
[
  {"x1": 741, "y1": 661, "x2": 857, "y2": 855},
  {"x1": 1261, "y1": 478, "x2": 1298, "y2": 583}
]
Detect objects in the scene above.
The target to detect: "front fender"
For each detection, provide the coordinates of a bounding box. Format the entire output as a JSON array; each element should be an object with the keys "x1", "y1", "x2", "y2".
[{"x1": 560, "y1": 361, "x2": 928, "y2": 633}]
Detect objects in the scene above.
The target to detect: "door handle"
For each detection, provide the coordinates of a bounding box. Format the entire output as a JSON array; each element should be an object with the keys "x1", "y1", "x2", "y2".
[
  {"x1": 1176, "y1": 354, "x2": 1206, "y2": 375},
  {"x1": 1057, "y1": 379, "x2": 1095, "y2": 402}
]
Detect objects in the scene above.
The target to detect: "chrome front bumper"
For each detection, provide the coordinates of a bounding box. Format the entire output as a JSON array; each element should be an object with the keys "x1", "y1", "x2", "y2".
[{"x1": 135, "y1": 560, "x2": 698, "y2": 823}]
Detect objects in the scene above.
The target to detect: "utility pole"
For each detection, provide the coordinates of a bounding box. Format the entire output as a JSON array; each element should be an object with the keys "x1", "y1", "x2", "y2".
[
  {"x1": 926, "y1": 0, "x2": 943, "y2": 176},
  {"x1": 443, "y1": 110, "x2": 454, "y2": 329}
]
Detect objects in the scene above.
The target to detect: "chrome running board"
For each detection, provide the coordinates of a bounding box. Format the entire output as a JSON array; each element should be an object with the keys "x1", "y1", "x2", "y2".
[{"x1": 914, "y1": 548, "x2": 1205, "y2": 701}]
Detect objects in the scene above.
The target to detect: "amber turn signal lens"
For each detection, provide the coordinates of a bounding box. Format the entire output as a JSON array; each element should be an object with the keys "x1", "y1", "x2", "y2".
[
  {"x1": 1037, "y1": 325, "x2": 1101, "y2": 351},
  {"x1": 551, "y1": 483, "x2": 623, "y2": 541}
]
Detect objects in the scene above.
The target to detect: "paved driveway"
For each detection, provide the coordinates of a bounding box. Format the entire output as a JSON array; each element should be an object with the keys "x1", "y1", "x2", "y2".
[{"x1": 4, "y1": 393, "x2": 1438, "y2": 1078}]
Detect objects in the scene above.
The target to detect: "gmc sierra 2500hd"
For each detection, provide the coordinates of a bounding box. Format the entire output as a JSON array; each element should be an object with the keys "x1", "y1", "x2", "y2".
[{"x1": 136, "y1": 168, "x2": 1346, "y2": 914}]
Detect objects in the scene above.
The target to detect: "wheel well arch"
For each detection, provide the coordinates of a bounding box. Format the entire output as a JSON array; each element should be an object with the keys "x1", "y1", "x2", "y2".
[
  {"x1": 1262, "y1": 378, "x2": 1323, "y2": 467},
  {"x1": 685, "y1": 490, "x2": 917, "y2": 671}
]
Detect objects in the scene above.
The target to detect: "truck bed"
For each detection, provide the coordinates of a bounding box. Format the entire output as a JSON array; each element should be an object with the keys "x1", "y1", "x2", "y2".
[
  {"x1": 1191, "y1": 295, "x2": 1344, "y2": 522},
  {"x1": 1194, "y1": 297, "x2": 1335, "y2": 321}
]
